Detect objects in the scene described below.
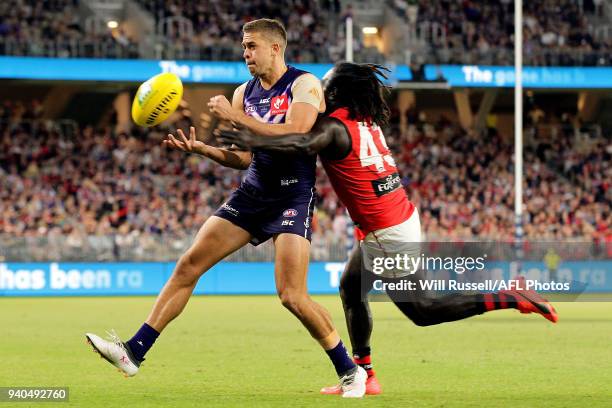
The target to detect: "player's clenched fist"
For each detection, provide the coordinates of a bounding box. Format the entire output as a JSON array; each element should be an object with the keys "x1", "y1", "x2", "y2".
[{"x1": 208, "y1": 95, "x2": 237, "y2": 122}]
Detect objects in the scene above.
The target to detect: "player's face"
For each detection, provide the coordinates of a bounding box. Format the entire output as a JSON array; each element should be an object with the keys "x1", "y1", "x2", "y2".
[
  {"x1": 321, "y1": 68, "x2": 339, "y2": 111},
  {"x1": 242, "y1": 31, "x2": 275, "y2": 76}
]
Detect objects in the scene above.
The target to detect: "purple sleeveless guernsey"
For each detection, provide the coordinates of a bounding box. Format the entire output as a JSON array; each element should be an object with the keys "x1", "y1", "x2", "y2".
[{"x1": 241, "y1": 66, "x2": 316, "y2": 198}]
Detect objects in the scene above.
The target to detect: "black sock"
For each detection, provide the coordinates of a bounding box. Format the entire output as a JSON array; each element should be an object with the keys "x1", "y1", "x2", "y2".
[
  {"x1": 325, "y1": 340, "x2": 356, "y2": 376},
  {"x1": 126, "y1": 323, "x2": 159, "y2": 362}
]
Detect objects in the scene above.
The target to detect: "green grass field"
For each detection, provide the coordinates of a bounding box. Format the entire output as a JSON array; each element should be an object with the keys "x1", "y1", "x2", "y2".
[{"x1": 1, "y1": 296, "x2": 611, "y2": 407}]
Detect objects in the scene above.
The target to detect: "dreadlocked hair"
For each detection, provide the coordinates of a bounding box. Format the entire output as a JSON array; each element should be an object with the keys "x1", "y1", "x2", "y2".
[{"x1": 326, "y1": 62, "x2": 391, "y2": 127}]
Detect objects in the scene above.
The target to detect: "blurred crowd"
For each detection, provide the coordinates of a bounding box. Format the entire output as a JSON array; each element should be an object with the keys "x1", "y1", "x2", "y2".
[
  {"x1": 417, "y1": 0, "x2": 612, "y2": 66},
  {"x1": 1, "y1": 99, "x2": 610, "y2": 261},
  {"x1": 385, "y1": 115, "x2": 610, "y2": 243},
  {"x1": 137, "y1": 0, "x2": 360, "y2": 62},
  {"x1": 0, "y1": 0, "x2": 138, "y2": 58},
  {"x1": 1, "y1": 101, "x2": 232, "y2": 260},
  {"x1": 4, "y1": 0, "x2": 610, "y2": 66},
  {"x1": 0, "y1": 0, "x2": 376, "y2": 62}
]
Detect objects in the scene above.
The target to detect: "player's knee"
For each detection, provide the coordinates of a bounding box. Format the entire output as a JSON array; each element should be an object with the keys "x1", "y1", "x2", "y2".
[
  {"x1": 339, "y1": 284, "x2": 358, "y2": 306},
  {"x1": 411, "y1": 315, "x2": 435, "y2": 326},
  {"x1": 278, "y1": 289, "x2": 307, "y2": 314},
  {"x1": 173, "y1": 251, "x2": 202, "y2": 286},
  {"x1": 339, "y1": 274, "x2": 361, "y2": 305},
  {"x1": 409, "y1": 304, "x2": 438, "y2": 326},
  {"x1": 395, "y1": 300, "x2": 436, "y2": 326}
]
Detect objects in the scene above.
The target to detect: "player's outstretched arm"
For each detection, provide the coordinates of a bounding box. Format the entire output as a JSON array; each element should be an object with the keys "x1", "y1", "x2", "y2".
[
  {"x1": 163, "y1": 126, "x2": 252, "y2": 170},
  {"x1": 217, "y1": 117, "x2": 350, "y2": 158}
]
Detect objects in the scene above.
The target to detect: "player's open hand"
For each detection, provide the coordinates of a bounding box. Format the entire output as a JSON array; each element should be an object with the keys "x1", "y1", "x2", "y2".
[
  {"x1": 216, "y1": 128, "x2": 259, "y2": 151},
  {"x1": 208, "y1": 95, "x2": 237, "y2": 122},
  {"x1": 163, "y1": 126, "x2": 209, "y2": 155}
]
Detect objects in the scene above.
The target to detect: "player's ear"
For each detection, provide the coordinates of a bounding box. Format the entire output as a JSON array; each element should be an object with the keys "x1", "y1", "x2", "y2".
[{"x1": 271, "y1": 42, "x2": 281, "y2": 55}]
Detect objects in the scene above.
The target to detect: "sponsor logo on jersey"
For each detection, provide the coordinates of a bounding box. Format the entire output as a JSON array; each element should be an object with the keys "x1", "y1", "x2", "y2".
[
  {"x1": 371, "y1": 172, "x2": 401, "y2": 197},
  {"x1": 280, "y1": 178, "x2": 299, "y2": 186},
  {"x1": 270, "y1": 94, "x2": 289, "y2": 115},
  {"x1": 283, "y1": 209, "x2": 298, "y2": 217},
  {"x1": 281, "y1": 220, "x2": 295, "y2": 226},
  {"x1": 259, "y1": 97, "x2": 270, "y2": 104},
  {"x1": 221, "y1": 203, "x2": 240, "y2": 216}
]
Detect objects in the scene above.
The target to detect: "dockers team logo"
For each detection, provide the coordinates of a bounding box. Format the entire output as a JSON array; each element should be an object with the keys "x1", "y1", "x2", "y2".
[
  {"x1": 371, "y1": 173, "x2": 402, "y2": 196},
  {"x1": 270, "y1": 94, "x2": 289, "y2": 115}
]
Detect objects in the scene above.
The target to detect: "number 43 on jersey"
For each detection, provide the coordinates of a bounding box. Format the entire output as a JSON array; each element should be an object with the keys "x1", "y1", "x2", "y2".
[{"x1": 358, "y1": 122, "x2": 396, "y2": 172}]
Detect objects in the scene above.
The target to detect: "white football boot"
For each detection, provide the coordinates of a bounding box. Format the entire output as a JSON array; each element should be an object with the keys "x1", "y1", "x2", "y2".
[
  {"x1": 340, "y1": 366, "x2": 367, "y2": 398},
  {"x1": 85, "y1": 331, "x2": 140, "y2": 377}
]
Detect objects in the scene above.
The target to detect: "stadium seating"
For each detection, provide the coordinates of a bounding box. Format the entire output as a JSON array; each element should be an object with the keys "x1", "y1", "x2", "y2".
[
  {"x1": 136, "y1": 0, "x2": 339, "y2": 62},
  {"x1": 3, "y1": 1, "x2": 609, "y2": 66},
  {"x1": 0, "y1": 0, "x2": 138, "y2": 58},
  {"x1": 0, "y1": 0, "x2": 377, "y2": 62},
  {"x1": 387, "y1": 119, "x2": 610, "y2": 243},
  {"x1": 411, "y1": 0, "x2": 612, "y2": 66},
  {"x1": 1, "y1": 99, "x2": 609, "y2": 262}
]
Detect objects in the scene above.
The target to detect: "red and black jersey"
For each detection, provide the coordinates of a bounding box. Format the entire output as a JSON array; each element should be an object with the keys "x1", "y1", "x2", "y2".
[{"x1": 321, "y1": 107, "x2": 415, "y2": 235}]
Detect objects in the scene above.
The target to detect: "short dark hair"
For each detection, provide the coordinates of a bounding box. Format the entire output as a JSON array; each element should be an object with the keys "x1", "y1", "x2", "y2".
[
  {"x1": 325, "y1": 62, "x2": 391, "y2": 127},
  {"x1": 242, "y1": 18, "x2": 287, "y2": 49}
]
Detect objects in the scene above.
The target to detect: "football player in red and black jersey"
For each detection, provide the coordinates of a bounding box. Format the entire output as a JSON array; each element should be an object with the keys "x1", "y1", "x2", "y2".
[{"x1": 219, "y1": 62, "x2": 558, "y2": 396}]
